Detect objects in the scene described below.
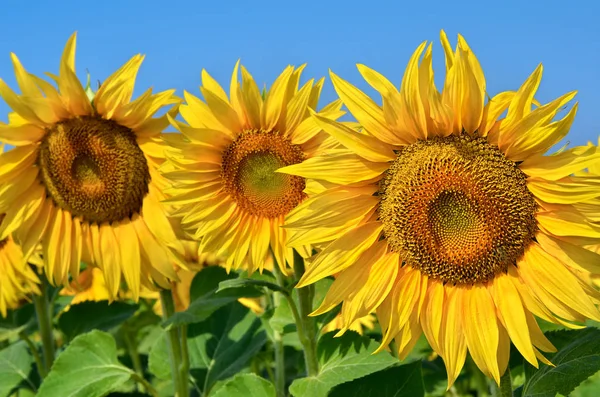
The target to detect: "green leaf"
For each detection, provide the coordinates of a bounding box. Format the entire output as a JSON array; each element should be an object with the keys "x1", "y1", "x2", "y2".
[
  {"x1": 328, "y1": 361, "x2": 425, "y2": 397},
  {"x1": 188, "y1": 302, "x2": 267, "y2": 394},
  {"x1": 165, "y1": 267, "x2": 262, "y2": 328},
  {"x1": 148, "y1": 333, "x2": 171, "y2": 380},
  {"x1": 522, "y1": 328, "x2": 600, "y2": 397},
  {"x1": 209, "y1": 373, "x2": 275, "y2": 397},
  {"x1": 0, "y1": 341, "x2": 33, "y2": 397},
  {"x1": 58, "y1": 301, "x2": 138, "y2": 341},
  {"x1": 37, "y1": 330, "x2": 134, "y2": 397},
  {"x1": 269, "y1": 296, "x2": 294, "y2": 335},
  {"x1": 217, "y1": 278, "x2": 288, "y2": 295},
  {"x1": 289, "y1": 331, "x2": 397, "y2": 397}
]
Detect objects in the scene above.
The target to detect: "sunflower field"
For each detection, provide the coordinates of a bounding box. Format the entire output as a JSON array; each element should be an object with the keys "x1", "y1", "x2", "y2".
[{"x1": 1, "y1": 26, "x2": 600, "y2": 397}]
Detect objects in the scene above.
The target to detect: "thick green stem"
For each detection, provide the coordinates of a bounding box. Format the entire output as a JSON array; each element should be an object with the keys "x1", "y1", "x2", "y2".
[
  {"x1": 159, "y1": 289, "x2": 189, "y2": 397},
  {"x1": 493, "y1": 368, "x2": 513, "y2": 397},
  {"x1": 292, "y1": 250, "x2": 319, "y2": 377},
  {"x1": 32, "y1": 274, "x2": 55, "y2": 377},
  {"x1": 271, "y1": 264, "x2": 287, "y2": 397},
  {"x1": 19, "y1": 331, "x2": 44, "y2": 382}
]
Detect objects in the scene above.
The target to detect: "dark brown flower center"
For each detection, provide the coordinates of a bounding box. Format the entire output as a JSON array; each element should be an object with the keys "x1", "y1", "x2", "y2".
[
  {"x1": 38, "y1": 116, "x2": 150, "y2": 223},
  {"x1": 379, "y1": 135, "x2": 537, "y2": 285}
]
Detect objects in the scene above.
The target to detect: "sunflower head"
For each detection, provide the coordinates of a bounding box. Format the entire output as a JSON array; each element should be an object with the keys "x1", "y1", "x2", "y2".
[
  {"x1": 0, "y1": 32, "x2": 185, "y2": 299},
  {"x1": 280, "y1": 31, "x2": 600, "y2": 387},
  {"x1": 163, "y1": 62, "x2": 344, "y2": 274}
]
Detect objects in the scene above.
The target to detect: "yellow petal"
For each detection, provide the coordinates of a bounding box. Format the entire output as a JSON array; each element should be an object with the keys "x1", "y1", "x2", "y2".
[
  {"x1": 442, "y1": 287, "x2": 468, "y2": 389},
  {"x1": 0, "y1": 124, "x2": 45, "y2": 146},
  {"x1": 503, "y1": 64, "x2": 543, "y2": 131},
  {"x1": 491, "y1": 273, "x2": 537, "y2": 366},
  {"x1": 201, "y1": 69, "x2": 229, "y2": 103},
  {"x1": 505, "y1": 102, "x2": 577, "y2": 161},
  {"x1": 330, "y1": 71, "x2": 399, "y2": 145},
  {"x1": 536, "y1": 232, "x2": 600, "y2": 273},
  {"x1": 44, "y1": 209, "x2": 64, "y2": 286},
  {"x1": 463, "y1": 286, "x2": 500, "y2": 384},
  {"x1": 480, "y1": 91, "x2": 515, "y2": 136},
  {"x1": 57, "y1": 33, "x2": 93, "y2": 116},
  {"x1": 342, "y1": 249, "x2": 399, "y2": 325},
  {"x1": 290, "y1": 109, "x2": 345, "y2": 145},
  {"x1": 399, "y1": 42, "x2": 428, "y2": 139},
  {"x1": 277, "y1": 152, "x2": 388, "y2": 185},
  {"x1": 439, "y1": 30, "x2": 455, "y2": 73},
  {"x1": 536, "y1": 210, "x2": 600, "y2": 239},
  {"x1": 420, "y1": 280, "x2": 445, "y2": 355},
  {"x1": 457, "y1": 43, "x2": 485, "y2": 134},
  {"x1": 520, "y1": 243, "x2": 600, "y2": 321},
  {"x1": 249, "y1": 218, "x2": 271, "y2": 273},
  {"x1": 10, "y1": 53, "x2": 41, "y2": 98},
  {"x1": 311, "y1": 113, "x2": 396, "y2": 162},
  {"x1": 519, "y1": 144, "x2": 600, "y2": 181},
  {"x1": 240, "y1": 66, "x2": 262, "y2": 129},
  {"x1": 527, "y1": 174, "x2": 600, "y2": 204},
  {"x1": 115, "y1": 219, "x2": 141, "y2": 301},
  {"x1": 284, "y1": 79, "x2": 314, "y2": 133},
  {"x1": 200, "y1": 87, "x2": 242, "y2": 134},
  {"x1": 297, "y1": 222, "x2": 383, "y2": 287},
  {"x1": 0, "y1": 79, "x2": 45, "y2": 126},
  {"x1": 95, "y1": 55, "x2": 144, "y2": 118},
  {"x1": 311, "y1": 241, "x2": 386, "y2": 316},
  {"x1": 501, "y1": 91, "x2": 577, "y2": 155},
  {"x1": 262, "y1": 66, "x2": 294, "y2": 131}
]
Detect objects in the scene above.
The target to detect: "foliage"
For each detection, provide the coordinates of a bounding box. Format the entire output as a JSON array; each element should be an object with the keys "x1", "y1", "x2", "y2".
[{"x1": 2, "y1": 265, "x2": 600, "y2": 397}]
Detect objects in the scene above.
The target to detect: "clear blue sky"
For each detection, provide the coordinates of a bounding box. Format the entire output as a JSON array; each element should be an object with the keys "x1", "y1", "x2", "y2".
[{"x1": 0, "y1": 0, "x2": 598, "y2": 147}]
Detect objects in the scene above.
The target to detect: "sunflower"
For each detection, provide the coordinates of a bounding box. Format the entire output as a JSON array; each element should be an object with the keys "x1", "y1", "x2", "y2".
[
  {"x1": 163, "y1": 63, "x2": 343, "y2": 273},
  {"x1": 278, "y1": 31, "x2": 600, "y2": 387},
  {"x1": 0, "y1": 213, "x2": 41, "y2": 317},
  {"x1": 0, "y1": 33, "x2": 186, "y2": 300}
]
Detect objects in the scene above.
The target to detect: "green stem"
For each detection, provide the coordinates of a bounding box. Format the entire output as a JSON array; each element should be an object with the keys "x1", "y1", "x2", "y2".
[
  {"x1": 159, "y1": 289, "x2": 190, "y2": 397},
  {"x1": 131, "y1": 372, "x2": 159, "y2": 397},
  {"x1": 32, "y1": 274, "x2": 55, "y2": 377},
  {"x1": 123, "y1": 329, "x2": 144, "y2": 391},
  {"x1": 19, "y1": 331, "x2": 46, "y2": 391},
  {"x1": 494, "y1": 368, "x2": 513, "y2": 397},
  {"x1": 179, "y1": 324, "x2": 191, "y2": 392},
  {"x1": 292, "y1": 250, "x2": 319, "y2": 377},
  {"x1": 271, "y1": 264, "x2": 287, "y2": 397}
]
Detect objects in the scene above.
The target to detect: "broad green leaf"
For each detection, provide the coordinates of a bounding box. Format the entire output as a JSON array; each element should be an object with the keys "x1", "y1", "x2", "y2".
[
  {"x1": 571, "y1": 370, "x2": 600, "y2": 397},
  {"x1": 165, "y1": 267, "x2": 261, "y2": 328},
  {"x1": 148, "y1": 333, "x2": 171, "y2": 380},
  {"x1": 37, "y1": 330, "x2": 134, "y2": 397},
  {"x1": 328, "y1": 361, "x2": 425, "y2": 397},
  {"x1": 188, "y1": 302, "x2": 267, "y2": 394},
  {"x1": 58, "y1": 301, "x2": 138, "y2": 341},
  {"x1": 0, "y1": 341, "x2": 33, "y2": 397},
  {"x1": 289, "y1": 331, "x2": 397, "y2": 397},
  {"x1": 209, "y1": 373, "x2": 275, "y2": 397},
  {"x1": 522, "y1": 328, "x2": 600, "y2": 397}
]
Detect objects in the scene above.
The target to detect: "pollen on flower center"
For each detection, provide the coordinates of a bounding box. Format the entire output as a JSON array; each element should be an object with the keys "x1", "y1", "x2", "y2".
[
  {"x1": 221, "y1": 130, "x2": 306, "y2": 218},
  {"x1": 378, "y1": 135, "x2": 537, "y2": 285},
  {"x1": 38, "y1": 116, "x2": 150, "y2": 224}
]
